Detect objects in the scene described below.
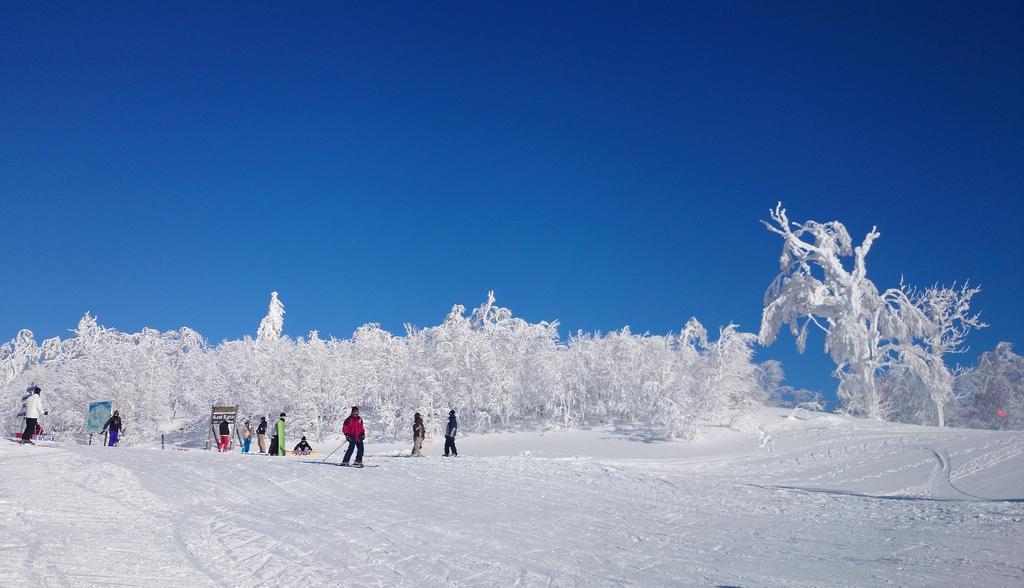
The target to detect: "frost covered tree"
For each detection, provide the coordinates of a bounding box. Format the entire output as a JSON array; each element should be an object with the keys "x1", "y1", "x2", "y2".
[
  {"x1": 3, "y1": 291, "x2": 775, "y2": 444},
  {"x1": 757, "y1": 360, "x2": 823, "y2": 410},
  {"x1": 914, "y1": 283, "x2": 986, "y2": 426},
  {"x1": 953, "y1": 343, "x2": 1024, "y2": 430},
  {"x1": 885, "y1": 283, "x2": 987, "y2": 426},
  {"x1": 1, "y1": 329, "x2": 39, "y2": 387},
  {"x1": 257, "y1": 291, "x2": 286, "y2": 341},
  {"x1": 759, "y1": 203, "x2": 930, "y2": 420}
]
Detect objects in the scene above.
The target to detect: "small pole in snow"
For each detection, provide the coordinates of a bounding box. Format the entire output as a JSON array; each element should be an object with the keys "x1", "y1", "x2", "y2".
[
  {"x1": 161, "y1": 434, "x2": 165, "y2": 450},
  {"x1": 89, "y1": 433, "x2": 93, "y2": 446}
]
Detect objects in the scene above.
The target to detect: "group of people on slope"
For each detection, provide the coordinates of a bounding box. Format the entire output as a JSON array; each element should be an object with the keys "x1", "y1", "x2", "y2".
[
  {"x1": 216, "y1": 413, "x2": 295, "y2": 455},
  {"x1": 410, "y1": 409, "x2": 459, "y2": 458},
  {"x1": 21, "y1": 386, "x2": 123, "y2": 447},
  {"x1": 339, "y1": 406, "x2": 458, "y2": 466},
  {"x1": 17, "y1": 388, "x2": 461, "y2": 461}
]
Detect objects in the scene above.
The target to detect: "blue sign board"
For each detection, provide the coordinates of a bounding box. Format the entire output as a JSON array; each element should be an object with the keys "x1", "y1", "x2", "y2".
[{"x1": 86, "y1": 401, "x2": 113, "y2": 433}]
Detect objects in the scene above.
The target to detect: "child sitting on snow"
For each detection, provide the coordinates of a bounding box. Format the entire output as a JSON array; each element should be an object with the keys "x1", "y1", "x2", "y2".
[{"x1": 293, "y1": 436, "x2": 313, "y2": 455}]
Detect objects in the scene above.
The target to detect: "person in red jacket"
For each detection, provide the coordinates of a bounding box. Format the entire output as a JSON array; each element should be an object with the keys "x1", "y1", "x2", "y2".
[{"x1": 341, "y1": 406, "x2": 365, "y2": 467}]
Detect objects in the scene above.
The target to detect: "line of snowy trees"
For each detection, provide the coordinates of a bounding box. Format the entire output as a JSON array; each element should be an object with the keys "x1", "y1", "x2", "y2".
[
  {"x1": 1, "y1": 292, "x2": 769, "y2": 445},
  {"x1": 759, "y1": 204, "x2": 1019, "y2": 429},
  {"x1": 4, "y1": 205, "x2": 1018, "y2": 441}
]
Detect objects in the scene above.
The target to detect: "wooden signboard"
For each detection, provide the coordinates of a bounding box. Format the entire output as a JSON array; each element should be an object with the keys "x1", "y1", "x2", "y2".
[{"x1": 208, "y1": 405, "x2": 241, "y2": 450}]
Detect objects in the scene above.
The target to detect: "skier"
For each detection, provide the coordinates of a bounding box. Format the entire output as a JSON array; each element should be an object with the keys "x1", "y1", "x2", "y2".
[
  {"x1": 293, "y1": 436, "x2": 313, "y2": 455},
  {"x1": 217, "y1": 418, "x2": 231, "y2": 452},
  {"x1": 102, "y1": 410, "x2": 124, "y2": 447},
  {"x1": 275, "y1": 413, "x2": 287, "y2": 457},
  {"x1": 341, "y1": 406, "x2": 365, "y2": 467},
  {"x1": 256, "y1": 416, "x2": 268, "y2": 453},
  {"x1": 21, "y1": 386, "x2": 47, "y2": 444},
  {"x1": 241, "y1": 419, "x2": 253, "y2": 454},
  {"x1": 443, "y1": 409, "x2": 458, "y2": 457},
  {"x1": 411, "y1": 412, "x2": 425, "y2": 457}
]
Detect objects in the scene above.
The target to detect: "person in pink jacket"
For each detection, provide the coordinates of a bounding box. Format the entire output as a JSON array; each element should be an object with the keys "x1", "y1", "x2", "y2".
[{"x1": 341, "y1": 406, "x2": 365, "y2": 467}]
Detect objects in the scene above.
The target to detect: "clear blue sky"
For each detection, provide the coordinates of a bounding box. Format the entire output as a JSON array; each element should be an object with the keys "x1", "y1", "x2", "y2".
[{"x1": 2, "y1": 2, "x2": 1022, "y2": 401}]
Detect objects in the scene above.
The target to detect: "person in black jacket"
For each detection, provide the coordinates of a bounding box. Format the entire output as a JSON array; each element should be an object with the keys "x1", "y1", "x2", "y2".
[
  {"x1": 102, "y1": 410, "x2": 124, "y2": 447},
  {"x1": 217, "y1": 418, "x2": 231, "y2": 452},
  {"x1": 293, "y1": 436, "x2": 313, "y2": 455},
  {"x1": 444, "y1": 410, "x2": 458, "y2": 457},
  {"x1": 256, "y1": 416, "x2": 268, "y2": 454}
]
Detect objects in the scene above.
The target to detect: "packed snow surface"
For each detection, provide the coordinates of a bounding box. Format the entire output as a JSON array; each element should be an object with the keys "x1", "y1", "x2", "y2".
[{"x1": 1, "y1": 408, "x2": 1022, "y2": 587}]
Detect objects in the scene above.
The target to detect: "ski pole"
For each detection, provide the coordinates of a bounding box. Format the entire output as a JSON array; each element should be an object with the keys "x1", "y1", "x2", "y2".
[{"x1": 321, "y1": 439, "x2": 349, "y2": 462}]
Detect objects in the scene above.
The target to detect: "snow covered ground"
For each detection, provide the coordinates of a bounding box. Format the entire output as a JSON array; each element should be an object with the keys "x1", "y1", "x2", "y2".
[{"x1": 1, "y1": 408, "x2": 1022, "y2": 587}]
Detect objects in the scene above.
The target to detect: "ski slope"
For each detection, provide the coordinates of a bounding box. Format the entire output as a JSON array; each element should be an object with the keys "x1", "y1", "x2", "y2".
[{"x1": 1, "y1": 408, "x2": 1022, "y2": 587}]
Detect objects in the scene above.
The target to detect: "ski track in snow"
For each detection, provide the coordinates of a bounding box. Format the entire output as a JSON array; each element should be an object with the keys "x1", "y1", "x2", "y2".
[{"x1": 1, "y1": 410, "x2": 1022, "y2": 587}]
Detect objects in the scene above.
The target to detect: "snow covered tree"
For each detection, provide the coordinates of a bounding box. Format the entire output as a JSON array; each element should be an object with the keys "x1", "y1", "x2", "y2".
[
  {"x1": 885, "y1": 283, "x2": 987, "y2": 426},
  {"x1": 0, "y1": 329, "x2": 39, "y2": 387},
  {"x1": 3, "y1": 290, "x2": 773, "y2": 443},
  {"x1": 953, "y1": 342, "x2": 1024, "y2": 430},
  {"x1": 759, "y1": 203, "x2": 930, "y2": 420},
  {"x1": 257, "y1": 291, "x2": 285, "y2": 341},
  {"x1": 757, "y1": 360, "x2": 823, "y2": 410}
]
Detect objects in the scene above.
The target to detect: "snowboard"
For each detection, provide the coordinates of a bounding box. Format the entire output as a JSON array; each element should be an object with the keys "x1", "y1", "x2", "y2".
[{"x1": 338, "y1": 463, "x2": 378, "y2": 468}]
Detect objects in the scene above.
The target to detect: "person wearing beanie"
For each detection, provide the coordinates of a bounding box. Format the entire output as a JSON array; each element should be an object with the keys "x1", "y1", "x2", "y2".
[
  {"x1": 21, "y1": 386, "x2": 47, "y2": 445},
  {"x1": 411, "y1": 412, "x2": 425, "y2": 457},
  {"x1": 444, "y1": 410, "x2": 458, "y2": 457},
  {"x1": 341, "y1": 406, "x2": 365, "y2": 467},
  {"x1": 293, "y1": 435, "x2": 313, "y2": 455},
  {"x1": 256, "y1": 416, "x2": 268, "y2": 453},
  {"x1": 275, "y1": 413, "x2": 287, "y2": 457}
]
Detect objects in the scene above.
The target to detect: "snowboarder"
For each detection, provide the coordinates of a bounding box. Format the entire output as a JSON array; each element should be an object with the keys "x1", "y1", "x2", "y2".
[
  {"x1": 217, "y1": 418, "x2": 231, "y2": 452},
  {"x1": 241, "y1": 419, "x2": 253, "y2": 453},
  {"x1": 411, "y1": 412, "x2": 425, "y2": 457},
  {"x1": 256, "y1": 416, "x2": 268, "y2": 453},
  {"x1": 21, "y1": 386, "x2": 47, "y2": 444},
  {"x1": 293, "y1": 436, "x2": 313, "y2": 455},
  {"x1": 102, "y1": 410, "x2": 124, "y2": 447},
  {"x1": 341, "y1": 406, "x2": 365, "y2": 466},
  {"x1": 444, "y1": 410, "x2": 458, "y2": 457},
  {"x1": 275, "y1": 413, "x2": 287, "y2": 456}
]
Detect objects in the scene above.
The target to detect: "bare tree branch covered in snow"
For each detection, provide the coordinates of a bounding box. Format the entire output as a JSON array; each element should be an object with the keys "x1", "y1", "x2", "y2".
[
  {"x1": 2, "y1": 292, "x2": 771, "y2": 445},
  {"x1": 884, "y1": 283, "x2": 987, "y2": 427},
  {"x1": 759, "y1": 203, "x2": 933, "y2": 420}
]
